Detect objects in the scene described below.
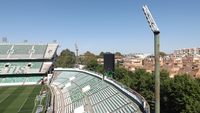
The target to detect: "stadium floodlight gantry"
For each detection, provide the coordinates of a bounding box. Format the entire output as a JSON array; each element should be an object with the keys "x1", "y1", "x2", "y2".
[
  {"x1": 50, "y1": 68, "x2": 150, "y2": 113},
  {"x1": 0, "y1": 42, "x2": 59, "y2": 86}
]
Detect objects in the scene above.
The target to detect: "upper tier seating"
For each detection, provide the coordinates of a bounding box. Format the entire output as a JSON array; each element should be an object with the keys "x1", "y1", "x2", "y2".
[
  {"x1": 31, "y1": 45, "x2": 47, "y2": 58},
  {"x1": 0, "y1": 45, "x2": 12, "y2": 58},
  {"x1": 0, "y1": 43, "x2": 58, "y2": 59}
]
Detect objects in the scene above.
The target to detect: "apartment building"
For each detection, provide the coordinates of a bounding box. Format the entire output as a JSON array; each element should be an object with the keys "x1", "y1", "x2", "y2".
[{"x1": 174, "y1": 48, "x2": 200, "y2": 57}]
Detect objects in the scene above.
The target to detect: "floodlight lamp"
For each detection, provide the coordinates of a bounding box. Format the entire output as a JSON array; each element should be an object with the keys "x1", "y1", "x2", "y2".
[{"x1": 142, "y1": 5, "x2": 160, "y2": 33}]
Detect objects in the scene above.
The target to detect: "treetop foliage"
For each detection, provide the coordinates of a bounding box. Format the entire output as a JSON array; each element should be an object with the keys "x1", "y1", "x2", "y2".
[{"x1": 55, "y1": 49, "x2": 75, "y2": 68}]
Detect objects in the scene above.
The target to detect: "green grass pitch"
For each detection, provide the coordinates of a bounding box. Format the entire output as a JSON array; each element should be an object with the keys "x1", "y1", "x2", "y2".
[{"x1": 0, "y1": 85, "x2": 42, "y2": 113}]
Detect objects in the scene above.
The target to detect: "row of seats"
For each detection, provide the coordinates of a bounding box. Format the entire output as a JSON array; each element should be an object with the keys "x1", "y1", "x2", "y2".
[
  {"x1": 61, "y1": 76, "x2": 103, "y2": 100},
  {"x1": 0, "y1": 44, "x2": 48, "y2": 59},
  {"x1": 0, "y1": 44, "x2": 47, "y2": 54},
  {"x1": 0, "y1": 77, "x2": 26, "y2": 83},
  {"x1": 85, "y1": 81, "x2": 108, "y2": 96},
  {"x1": 92, "y1": 94, "x2": 130, "y2": 113},
  {"x1": 89, "y1": 86, "x2": 118, "y2": 105},
  {"x1": 0, "y1": 62, "x2": 43, "y2": 74},
  {"x1": 0, "y1": 45, "x2": 12, "y2": 55},
  {"x1": 113, "y1": 104, "x2": 138, "y2": 113},
  {"x1": 65, "y1": 98, "x2": 86, "y2": 113},
  {"x1": 60, "y1": 79, "x2": 104, "y2": 107},
  {"x1": 12, "y1": 45, "x2": 33, "y2": 54},
  {"x1": 53, "y1": 72, "x2": 81, "y2": 84},
  {"x1": 0, "y1": 76, "x2": 43, "y2": 83},
  {"x1": 26, "y1": 76, "x2": 43, "y2": 82},
  {"x1": 52, "y1": 70, "x2": 142, "y2": 113}
]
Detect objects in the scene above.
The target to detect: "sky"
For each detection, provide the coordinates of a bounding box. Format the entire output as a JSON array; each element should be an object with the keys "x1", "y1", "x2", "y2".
[{"x1": 0, "y1": 0, "x2": 200, "y2": 55}]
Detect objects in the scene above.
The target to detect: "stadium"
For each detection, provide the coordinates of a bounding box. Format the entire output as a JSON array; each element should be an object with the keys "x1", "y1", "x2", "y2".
[{"x1": 0, "y1": 42, "x2": 150, "y2": 113}]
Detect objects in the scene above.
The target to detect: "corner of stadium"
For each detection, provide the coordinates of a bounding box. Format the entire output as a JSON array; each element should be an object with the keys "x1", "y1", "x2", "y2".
[{"x1": 0, "y1": 42, "x2": 150, "y2": 113}]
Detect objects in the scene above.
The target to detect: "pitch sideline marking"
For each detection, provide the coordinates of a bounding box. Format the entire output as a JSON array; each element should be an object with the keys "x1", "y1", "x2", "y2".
[
  {"x1": 0, "y1": 87, "x2": 18, "y2": 104},
  {"x1": 17, "y1": 98, "x2": 28, "y2": 113}
]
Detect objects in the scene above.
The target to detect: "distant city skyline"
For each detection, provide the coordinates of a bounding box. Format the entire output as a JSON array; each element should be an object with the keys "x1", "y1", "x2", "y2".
[{"x1": 0, "y1": 0, "x2": 200, "y2": 55}]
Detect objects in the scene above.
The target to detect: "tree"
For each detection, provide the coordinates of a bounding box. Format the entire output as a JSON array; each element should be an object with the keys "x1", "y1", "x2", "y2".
[
  {"x1": 101, "y1": 65, "x2": 200, "y2": 113},
  {"x1": 114, "y1": 67, "x2": 128, "y2": 81},
  {"x1": 115, "y1": 52, "x2": 122, "y2": 56},
  {"x1": 82, "y1": 51, "x2": 98, "y2": 69},
  {"x1": 99, "y1": 52, "x2": 104, "y2": 58},
  {"x1": 160, "y1": 51, "x2": 167, "y2": 57},
  {"x1": 161, "y1": 74, "x2": 200, "y2": 113},
  {"x1": 55, "y1": 49, "x2": 75, "y2": 68},
  {"x1": 130, "y1": 69, "x2": 155, "y2": 111},
  {"x1": 96, "y1": 64, "x2": 104, "y2": 73}
]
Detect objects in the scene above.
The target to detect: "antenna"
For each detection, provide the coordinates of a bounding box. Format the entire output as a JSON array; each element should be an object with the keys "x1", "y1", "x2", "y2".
[
  {"x1": 2, "y1": 37, "x2": 8, "y2": 43},
  {"x1": 24, "y1": 40, "x2": 28, "y2": 43},
  {"x1": 75, "y1": 43, "x2": 79, "y2": 66},
  {"x1": 53, "y1": 40, "x2": 57, "y2": 43}
]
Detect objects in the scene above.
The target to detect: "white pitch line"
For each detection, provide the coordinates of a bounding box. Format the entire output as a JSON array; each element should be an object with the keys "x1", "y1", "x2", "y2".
[
  {"x1": 0, "y1": 87, "x2": 18, "y2": 103},
  {"x1": 17, "y1": 98, "x2": 28, "y2": 113},
  {"x1": 0, "y1": 94, "x2": 10, "y2": 104}
]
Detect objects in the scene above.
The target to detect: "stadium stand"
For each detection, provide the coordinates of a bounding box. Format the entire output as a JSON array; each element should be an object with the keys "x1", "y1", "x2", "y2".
[
  {"x1": 0, "y1": 43, "x2": 58, "y2": 59},
  {"x1": 10, "y1": 44, "x2": 32, "y2": 58},
  {"x1": 0, "y1": 42, "x2": 58, "y2": 86},
  {"x1": 44, "y1": 43, "x2": 58, "y2": 59},
  {"x1": 50, "y1": 68, "x2": 150, "y2": 113},
  {"x1": 0, "y1": 44, "x2": 12, "y2": 58},
  {"x1": 1, "y1": 42, "x2": 150, "y2": 113},
  {"x1": 0, "y1": 62, "x2": 44, "y2": 74}
]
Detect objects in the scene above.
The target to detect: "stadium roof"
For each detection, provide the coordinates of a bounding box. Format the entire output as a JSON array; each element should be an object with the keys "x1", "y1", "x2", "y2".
[{"x1": 51, "y1": 68, "x2": 149, "y2": 113}]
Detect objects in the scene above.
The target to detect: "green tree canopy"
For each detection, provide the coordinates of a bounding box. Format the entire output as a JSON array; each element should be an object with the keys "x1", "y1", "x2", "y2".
[
  {"x1": 98, "y1": 51, "x2": 104, "y2": 58},
  {"x1": 55, "y1": 49, "x2": 75, "y2": 68},
  {"x1": 115, "y1": 52, "x2": 122, "y2": 56},
  {"x1": 161, "y1": 74, "x2": 200, "y2": 113},
  {"x1": 114, "y1": 67, "x2": 128, "y2": 81},
  {"x1": 82, "y1": 51, "x2": 98, "y2": 69},
  {"x1": 160, "y1": 51, "x2": 167, "y2": 57}
]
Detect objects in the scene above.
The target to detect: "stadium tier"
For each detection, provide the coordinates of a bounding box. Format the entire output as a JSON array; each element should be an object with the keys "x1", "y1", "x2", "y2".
[
  {"x1": 0, "y1": 76, "x2": 43, "y2": 86},
  {"x1": 0, "y1": 42, "x2": 58, "y2": 86},
  {"x1": 50, "y1": 68, "x2": 150, "y2": 113},
  {"x1": 0, "y1": 62, "x2": 52, "y2": 74},
  {"x1": 0, "y1": 43, "x2": 58, "y2": 59}
]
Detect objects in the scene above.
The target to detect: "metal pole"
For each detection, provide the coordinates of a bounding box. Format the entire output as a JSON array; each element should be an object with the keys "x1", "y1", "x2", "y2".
[
  {"x1": 75, "y1": 44, "x2": 79, "y2": 67},
  {"x1": 76, "y1": 50, "x2": 78, "y2": 65},
  {"x1": 142, "y1": 5, "x2": 160, "y2": 113},
  {"x1": 154, "y1": 32, "x2": 160, "y2": 113}
]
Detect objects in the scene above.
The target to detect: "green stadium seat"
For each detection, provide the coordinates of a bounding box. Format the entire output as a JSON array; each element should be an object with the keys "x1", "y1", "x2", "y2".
[
  {"x1": 31, "y1": 45, "x2": 47, "y2": 58},
  {"x1": 52, "y1": 70, "x2": 145, "y2": 113},
  {"x1": 0, "y1": 62, "x2": 43, "y2": 74},
  {"x1": 26, "y1": 76, "x2": 42, "y2": 82},
  {"x1": 12, "y1": 45, "x2": 32, "y2": 54},
  {"x1": 33, "y1": 45, "x2": 47, "y2": 54},
  {"x1": 0, "y1": 45, "x2": 12, "y2": 55}
]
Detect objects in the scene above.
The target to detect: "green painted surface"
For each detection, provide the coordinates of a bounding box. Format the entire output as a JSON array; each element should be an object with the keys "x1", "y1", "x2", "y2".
[{"x1": 0, "y1": 85, "x2": 42, "y2": 113}]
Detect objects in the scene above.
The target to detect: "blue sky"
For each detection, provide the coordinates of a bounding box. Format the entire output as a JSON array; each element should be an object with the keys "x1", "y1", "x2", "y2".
[{"x1": 0, "y1": 0, "x2": 200, "y2": 55}]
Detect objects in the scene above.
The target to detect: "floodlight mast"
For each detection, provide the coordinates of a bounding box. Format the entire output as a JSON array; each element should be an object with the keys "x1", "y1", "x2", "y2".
[
  {"x1": 142, "y1": 5, "x2": 160, "y2": 34},
  {"x1": 142, "y1": 5, "x2": 160, "y2": 113}
]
